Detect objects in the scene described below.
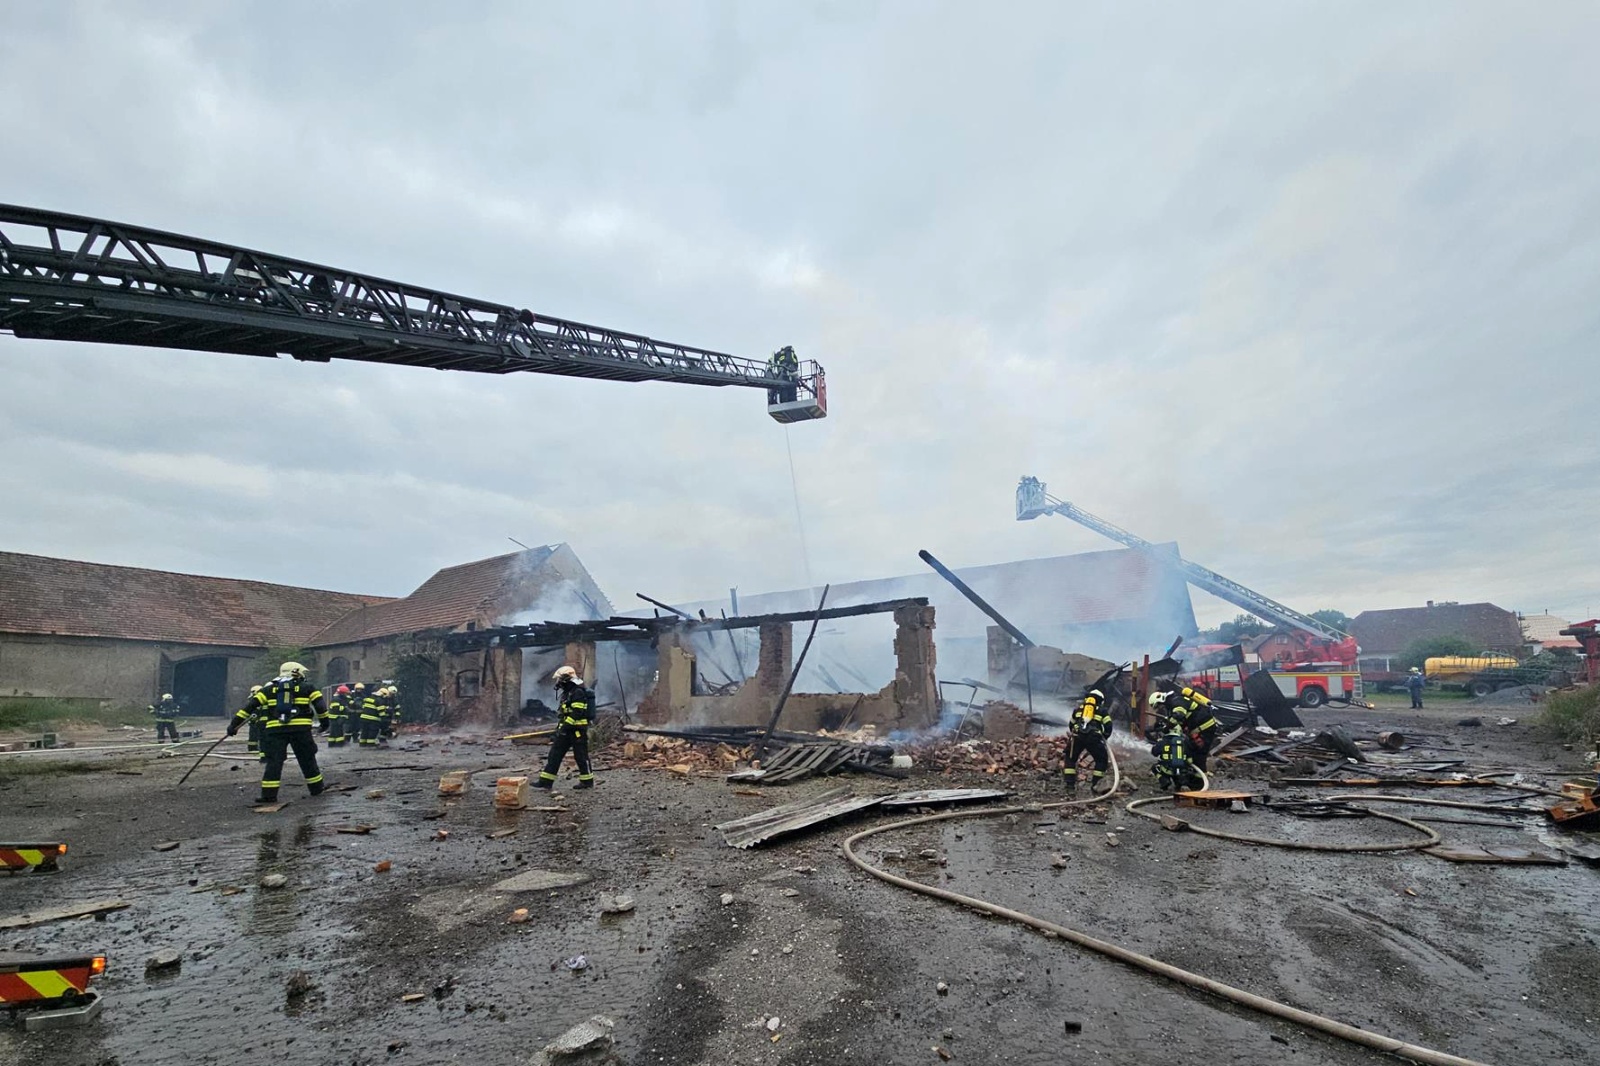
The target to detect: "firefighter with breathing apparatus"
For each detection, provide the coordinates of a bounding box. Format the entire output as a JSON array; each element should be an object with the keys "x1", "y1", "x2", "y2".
[
  {"x1": 1063, "y1": 687, "x2": 1113, "y2": 792},
  {"x1": 535, "y1": 666, "x2": 596, "y2": 790}
]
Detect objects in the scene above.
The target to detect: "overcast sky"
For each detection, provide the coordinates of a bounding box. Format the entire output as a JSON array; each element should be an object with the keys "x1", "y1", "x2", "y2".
[{"x1": 3, "y1": 1, "x2": 1597, "y2": 630}]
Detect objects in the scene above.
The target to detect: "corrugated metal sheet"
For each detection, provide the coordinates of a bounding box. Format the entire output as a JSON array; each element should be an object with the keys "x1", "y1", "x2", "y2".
[
  {"x1": 716, "y1": 787, "x2": 885, "y2": 849},
  {"x1": 879, "y1": 788, "x2": 1010, "y2": 807}
]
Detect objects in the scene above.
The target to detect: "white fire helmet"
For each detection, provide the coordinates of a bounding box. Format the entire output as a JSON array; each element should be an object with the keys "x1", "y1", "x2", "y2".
[
  {"x1": 1148, "y1": 691, "x2": 1169, "y2": 708},
  {"x1": 552, "y1": 666, "x2": 579, "y2": 685},
  {"x1": 280, "y1": 661, "x2": 308, "y2": 679},
  {"x1": 161, "y1": 693, "x2": 173, "y2": 701}
]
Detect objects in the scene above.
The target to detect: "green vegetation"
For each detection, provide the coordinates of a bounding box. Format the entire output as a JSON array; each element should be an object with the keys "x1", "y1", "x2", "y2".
[
  {"x1": 1197, "y1": 613, "x2": 1268, "y2": 644},
  {"x1": 1538, "y1": 686, "x2": 1600, "y2": 747},
  {"x1": 253, "y1": 644, "x2": 311, "y2": 684},
  {"x1": 1398, "y1": 634, "x2": 1479, "y2": 671},
  {"x1": 0, "y1": 698, "x2": 148, "y2": 731},
  {"x1": 1309, "y1": 608, "x2": 1352, "y2": 632}
]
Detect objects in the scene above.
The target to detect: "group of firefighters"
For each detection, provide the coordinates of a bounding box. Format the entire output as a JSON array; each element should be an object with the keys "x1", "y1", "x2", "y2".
[
  {"x1": 1061, "y1": 677, "x2": 1219, "y2": 794},
  {"x1": 152, "y1": 659, "x2": 599, "y2": 805}
]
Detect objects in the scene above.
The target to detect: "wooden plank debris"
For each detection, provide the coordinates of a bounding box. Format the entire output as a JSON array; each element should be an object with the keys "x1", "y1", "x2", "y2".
[{"x1": 0, "y1": 899, "x2": 130, "y2": 931}]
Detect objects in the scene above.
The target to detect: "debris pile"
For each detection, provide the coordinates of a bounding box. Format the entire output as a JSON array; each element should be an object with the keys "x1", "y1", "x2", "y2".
[
  {"x1": 609, "y1": 734, "x2": 745, "y2": 774},
  {"x1": 607, "y1": 725, "x2": 897, "y2": 784},
  {"x1": 902, "y1": 735, "x2": 1064, "y2": 776}
]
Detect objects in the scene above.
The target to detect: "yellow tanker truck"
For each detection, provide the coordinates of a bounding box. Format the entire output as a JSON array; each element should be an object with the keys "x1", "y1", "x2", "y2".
[{"x1": 1424, "y1": 654, "x2": 1523, "y2": 696}]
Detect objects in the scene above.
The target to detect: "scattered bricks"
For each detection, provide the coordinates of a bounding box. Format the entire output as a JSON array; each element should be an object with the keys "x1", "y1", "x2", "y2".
[
  {"x1": 373, "y1": 860, "x2": 392, "y2": 874},
  {"x1": 438, "y1": 770, "x2": 470, "y2": 795},
  {"x1": 507, "y1": 908, "x2": 531, "y2": 924},
  {"x1": 1050, "y1": 854, "x2": 1070, "y2": 869},
  {"x1": 260, "y1": 873, "x2": 288, "y2": 889},
  {"x1": 980, "y1": 702, "x2": 1028, "y2": 741},
  {"x1": 495, "y1": 777, "x2": 531, "y2": 809},
  {"x1": 1159, "y1": 815, "x2": 1187, "y2": 832},
  {"x1": 720, "y1": 893, "x2": 735, "y2": 906},
  {"x1": 366, "y1": 789, "x2": 387, "y2": 800}
]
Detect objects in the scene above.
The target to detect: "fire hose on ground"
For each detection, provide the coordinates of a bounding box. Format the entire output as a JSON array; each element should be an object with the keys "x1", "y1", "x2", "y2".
[{"x1": 841, "y1": 746, "x2": 1498, "y2": 1066}]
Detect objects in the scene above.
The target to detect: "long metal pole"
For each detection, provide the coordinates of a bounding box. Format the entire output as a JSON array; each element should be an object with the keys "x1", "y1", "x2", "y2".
[
  {"x1": 753, "y1": 584, "x2": 830, "y2": 763},
  {"x1": 176, "y1": 733, "x2": 230, "y2": 787},
  {"x1": 917, "y1": 550, "x2": 1035, "y2": 648}
]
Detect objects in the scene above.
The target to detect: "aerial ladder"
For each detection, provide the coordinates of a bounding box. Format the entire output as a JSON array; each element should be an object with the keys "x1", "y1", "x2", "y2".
[
  {"x1": 0, "y1": 204, "x2": 826, "y2": 423},
  {"x1": 1017, "y1": 476, "x2": 1361, "y2": 705}
]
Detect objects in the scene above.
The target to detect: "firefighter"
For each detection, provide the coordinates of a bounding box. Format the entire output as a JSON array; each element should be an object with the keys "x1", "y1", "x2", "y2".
[
  {"x1": 1150, "y1": 717, "x2": 1203, "y2": 792},
  {"x1": 1167, "y1": 684, "x2": 1220, "y2": 772},
  {"x1": 1062, "y1": 688, "x2": 1113, "y2": 792},
  {"x1": 245, "y1": 685, "x2": 265, "y2": 759},
  {"x1": 1406, "y1": 667, "x2": 1425, "y2": 709},
  {"x1": 148, "y1": 692, "x2": 181, "y2": 743},
  {"x1": 226, "y1": 662, "x2": 328, "y2": 804},
  {"x1": 535, "y1": 666, "x2": 595, "y2": 790},
  {"x1": 766, "y1": 345, "x2": 799, "y2": 404},
  {"x1": 326, "y1": 685, "x2": 352, "y2": 746},
  {"x1": 357, "y1": 684, "x2": 384, "y2": 746},
  {"x1": 381, "y1": 685, "x2": 401, "y2": 739}
]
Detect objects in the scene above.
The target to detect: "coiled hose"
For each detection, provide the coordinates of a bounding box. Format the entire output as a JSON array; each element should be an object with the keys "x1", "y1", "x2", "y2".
[{"x1": 841, "y1": 747, "x2": 1496, "y2": 1066}]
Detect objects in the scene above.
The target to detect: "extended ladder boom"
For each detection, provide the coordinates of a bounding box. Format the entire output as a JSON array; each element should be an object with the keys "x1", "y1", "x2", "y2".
[
  {"x1": 0, "y1": 204, "x2": 825, "y2": 421},
  {"x1": 1016, "y1": 476, "x2": 1348, "y2": 642}
]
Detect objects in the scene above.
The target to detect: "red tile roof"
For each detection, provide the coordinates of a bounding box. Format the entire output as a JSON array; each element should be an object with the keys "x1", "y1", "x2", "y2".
[
  {"x1": 0, "y1": 551, "x2": 389, "y2": 647},
  {"x1": 1349, "y1": 603, "x2": 1523, "y2": 655},
  {"x1": 307, "y1": 547, "x2": 559, "y2": 646}
]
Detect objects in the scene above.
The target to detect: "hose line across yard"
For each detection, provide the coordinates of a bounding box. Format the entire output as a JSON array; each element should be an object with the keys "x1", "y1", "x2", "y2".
[{"x1": 840, "y1": 749, "x2": 1497, "y2": 1066}]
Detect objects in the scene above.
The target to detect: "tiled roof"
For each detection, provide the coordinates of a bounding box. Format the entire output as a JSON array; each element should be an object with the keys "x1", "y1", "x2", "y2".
[
  {"x1": 307, "y1": 547, "x2": 559, "y2": 646},
  {"x1": 1349, "y1": 603, "x2": 1524, "y2": 655},
  {"x1": 1521, "y1": 614, "x2": 1581, "y2": 648},
  {"x1": 0, "y1": 551, "x2": 388, "y2": 647}
]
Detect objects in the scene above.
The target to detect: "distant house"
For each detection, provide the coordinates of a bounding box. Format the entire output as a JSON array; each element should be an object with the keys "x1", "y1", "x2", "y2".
[
  {"x1": 1246, "y1": 630, "x2": 1300, "y2": 665},
  {"x1": 1521, "y1": 613, "x2": 1582, "y2": 652},
  {"x1": 0, "y1": 551, "x2": 386, "y2": 716},
  {"x1": 1349, "y1": 601, "x2": 1524, "y2": 671}
]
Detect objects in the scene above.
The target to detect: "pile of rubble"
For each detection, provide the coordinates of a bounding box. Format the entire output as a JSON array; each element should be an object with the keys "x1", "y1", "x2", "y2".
[
  {"x1": 903, "y1": 735, "x2": 1064, "y2": 776},
  {"x1": 606, "y1": 734, "x2": 745, "y2": 775}
]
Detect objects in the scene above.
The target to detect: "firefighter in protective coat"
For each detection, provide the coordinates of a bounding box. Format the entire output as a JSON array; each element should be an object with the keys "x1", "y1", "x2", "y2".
[
  {"x1": 149, "y1": 693, "x2": 181, "y2": 743},
  {"x1": 1062, "y1": 688, "x2": 1113, "y2": 791},
  {"x1": 326, "y1": 685, "x2": 353, "y2": 746},
  {"x1": 535, "y1": 666, "x2": 595, "y2": 790},
  {"x1": 228, "y1": 662, "x2": 328, "y2": 804},
  {"x1": 1165, "y1": 685, "x2": 1220, "y2": 772}
]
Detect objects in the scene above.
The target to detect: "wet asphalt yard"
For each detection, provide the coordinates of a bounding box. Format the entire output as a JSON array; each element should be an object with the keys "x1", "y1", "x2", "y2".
[{"x1": 1, "y1": 712, "x2": 1597, "y2": 1066}]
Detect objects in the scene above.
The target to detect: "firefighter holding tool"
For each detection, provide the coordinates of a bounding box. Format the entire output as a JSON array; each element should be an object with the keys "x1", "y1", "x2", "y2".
[{"x1": 228, "y1": 662, "x2": 328, "y2": 804}]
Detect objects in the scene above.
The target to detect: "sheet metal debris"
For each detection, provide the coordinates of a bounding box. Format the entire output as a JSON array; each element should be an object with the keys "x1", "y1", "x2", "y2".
[
  {"x1": 1425, "y1": 844, "x2": 1567, "y2": 865},
  {"x1": 716, "y1": 787, "x2": 885, "y2": 849},
  {"x1": 879, "y1": 788, "x2": 1010, "y2": 808}
]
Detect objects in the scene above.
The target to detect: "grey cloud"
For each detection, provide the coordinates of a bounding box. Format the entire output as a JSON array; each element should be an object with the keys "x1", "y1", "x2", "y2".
[{"x1": 2, "y1": 1, "x2": 1597, "y2": 628}]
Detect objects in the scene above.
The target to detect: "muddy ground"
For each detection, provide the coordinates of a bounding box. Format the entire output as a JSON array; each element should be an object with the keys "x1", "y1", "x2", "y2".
[{"x1": 0, "y1": 702, "x2": 1596, "y2": 1066}]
